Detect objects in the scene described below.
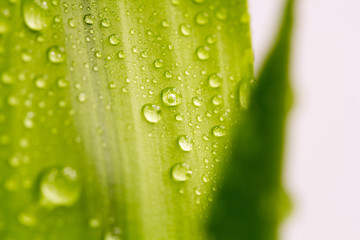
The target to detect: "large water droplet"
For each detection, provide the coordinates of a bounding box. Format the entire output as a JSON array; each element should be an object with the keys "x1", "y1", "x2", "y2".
[
  {"x1": 196, "y1": 46, "x2": 210, "y2": 60},
  {"x1": 208, "y1": 73, "x2": 223, "y2": 88},
  {"x1": 161, "y1": 87, "x2": 182, "y2": 106},
  {"x1": 47, "y1": 46, "x2": 66, "y2": 63},
  {"x1": 178, "y1": 135, "x2": 193, "y2": 152},
  {"x1": 171, "y1": 163, "x2": 192, "y2": 182},
  {"x1": 40, "y1": 167, "x2": 80, "y2": 206},
  {"x1": 22, "y1": 0, "x2": 51, "y2": 31},
  {"x1": 142, "y1": 104, "x2": 161, "y2": 123},
  {"x1": 212, "y1": 125, "x2": 226, "y2": 137}
]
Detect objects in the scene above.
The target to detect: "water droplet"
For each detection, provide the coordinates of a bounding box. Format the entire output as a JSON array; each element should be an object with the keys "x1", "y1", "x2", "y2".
[
  {"x1": 196, "y1": 46, "x2": 210, "y2": 60},
  {"x1": 239, "y1": 80, "x2": 251, "y2": 110},
  {"x1": 104, "y1": 226, "x2": 122, "y2": 240},
  {"x1": 202, "y1": 174, "x2": 210, "y2": 183},
  {"x1": 215, "y1": 8, "x2": 228, "y2": 21},
  {"x1": 68, "y1": 18, "x2": 76, "y2": 28},
  {"x1": 77, "y1": 92, "x2": 87, "y2": 103},
  {"x1": 101, "y1": 19, "x2": 111, "y2": 28},
  {"x1": 171, "y1": 163, "x2": 192, "y2": 182},
  {"x1": 192, "y1": 97, "x2": 202, "y2": 106},
  {"x1": 161, "y1": 87, "x2": 182, "y2": 106},
  {"x1": 212, "y1": 125, "x2": 226, "y2": 137},
  {"x1": 34, "y1": 74, "x2": 47, "y2": 89},
  {"x1": 195, "y1": 12, "x2": 209, "y2": 25},
  {"x1": 208, "y1": 73, "x2": 223, "y2": 88},
  {"x1": 142, "y1": 104, "x2": 161, "y2": 123},
  {"x1": 211, "y1": 95, "x2": 223, "y2": 105},
  {"x1": 177, "y1": 135, "x2": 193, "y2": 152},
  {"x1": 109, "y1": 34, "x2": 120, "y2": 45},
  {"x1": 88, "y1": 217, "x2": 101, "y2": 228},
  {"x1": 154, "y1": 59, "x2": 164, "y2": 68},
  {"x1": 21, "y1": 49, "x2": 32, "y2": 62},
  {"x1": 84, "y1": 14, "x2": 95, "y2": 25},
  {"x1": 22, "y1": 0, "x2": 51, "y2": 31},
  {"x1": 47, "y1": 46, "x2": 65, "y2": 63},
  {"x1": 118, "y1": 50, "x2": 126, "y2": 59},
  {"x1": 206, "y1": 34, "x2": 217, "y2": 45},
  {"x1": 1, "y1": 72, "x2": 14, "y2": 85},
  {"x1": 40, "y1": 167, "x2": 80, "y2": 206},
  {"x1": 161, "y1": 19, "x2": 170, "y2": 28},
  {"x1": 164, "y1": 70, "x2": 173, "y2": 78},
  {"x1": 175, "y1": 113, "x2": 183, "y2": 121},
  {"x1": 179, "y1": 24, "x2": 191, "y2": 36}
]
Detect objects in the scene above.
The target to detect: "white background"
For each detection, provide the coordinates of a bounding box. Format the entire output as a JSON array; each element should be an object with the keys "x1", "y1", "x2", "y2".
[{"x1": 248, "y1": 0, "x2": 360, "y2": 239}]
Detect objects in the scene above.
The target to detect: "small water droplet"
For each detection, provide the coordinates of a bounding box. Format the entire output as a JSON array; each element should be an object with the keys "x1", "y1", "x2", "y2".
[
  {"x1": 211, "y1": 95, "x2": 223, "y2": 105},
  {"x1": 195, "y1": 12, "x2": 209, "y2": 25},
  {"x1": 177, "y1": 135, "x2": 193, "y2": 152},
  {"x1": 202, "y1": 174, "x2": 210, "y2": 183},
  {"x1": 142, "y1": 104, "x2": 161, "y2": 123},
  {"x1": 47, "y1": 46, "x2": 66, "y2": 63},
  {"x1": 164, "y1": 70, "x2": 173, "y2": 78},
  {"x1": 171, "y1": 163, "x2": 192, "y2": 182},
  {"x1": 118, "y1": 50, "x2": 126, "y2": 59},
  {"x1": 215, "y1": 8, "x2": 228, "y2": 21},
  {"x1": 40, "y1": 167, "x2": 81, "y2": 206},
  {"x1": 192, "y1": 97, "x2": 202, "y2": 106},
  {"x1": 108, "y1": 81, "x2": 116, "y2": 89},
  {"x1": 175, "y1": 113, "x2": 183, "y2": 121},
  {"x1": 1, "y1": 72, "x2": 14, "y2": 85},
  {"x1": 179, "y1": 24, "x2": 191, "y2": 36},
  {"x1": 212, "y1": 125, "x2": 226, "y2": 137},
  {"x1": 68, "y1": 18, "x2": 76, "y2": 28},
  {"x1": 196, "y1": 46, "x2": 210, "y2": 60},
  {"x1": 34, "y1": 74, "x2": 47, "y2": 89},
  {"x1": 77, "y1": 92, "x2": 87, "y2": 103},
  {"x1": 84, "y1": 14, "x2": 95, "y2": 25},
  {"x1": 101, "y1": 19, "x2": 111, "y2": 28},
  {"x1": 109, "y1": 34, "x2": 120, "y2": 45},
  {"x1": 161, "y1": 87, "x2": 182, "y2": 106},
  {"x1": 88, "y1": 217, "x2": 101, "y2": 228},
  {"x1": 208, "y1": 73, "x2": 223, "y2": 88},
  {"x1": 154, "y1": 59, "x2": 164, "y2": 68},
  {"x1": 104, "y1": 226, "x2": 122, "y2": 240},
  {"x1": 206, "y1": 34, "x2": 217, "y2": 45}
]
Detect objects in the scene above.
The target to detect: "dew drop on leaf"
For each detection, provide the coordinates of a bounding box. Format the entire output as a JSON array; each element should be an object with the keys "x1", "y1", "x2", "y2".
[
  {"x1": 211, "y1": 95, "x2": 223, "y2": 105},
  {"x1": 77, "y1": 92, "x2": 87, "y2": 103},
  {"x1": 195, "y1": 12, "x2": 209, "y2": 25},
  {"x1": 208, "y1": 73, "x2": 223, "y2": 88},
  {"x1": 101, "y1": 19, "x2": 111, "y2": 28},
  {"x1": 196, "y1": 46, "x2": 210, "y2": 60},
  {"x1": 104, "y1": 226, "x2": 122, "y2": 240},
  {"x1": 22, "y1": 0, "x2": 50, "y2": 31},
  {"x1": 118, "y1": 50, "x2": 126, "y2": 59},
  {"x1": 154, "y1": 59, "x2": 164, "y2": 68},
  {"x1": 47, "y1": 46, "x2": 66, "y2": 63},
  {"x1": 171, "y1": 163, "x2": 192, "y2": 182},
  {"x1": 212, "y1": 125, "x2": 226, "y2": 137},
  {"x1": 161, "y1": 87, "x2": 182, "y2": 106},
  {"x1": 84, "y1": 14, "x2": 95, "y2": 25},
  {"x1": 179, "y1": 24, "x2": 191, "y2": 36},
  {"x1": 215, "y1": 8, "x2": 228, "y2": 21},
  {"x1": 177, "y1": 135, "x2": 193, "y2": 152},
  {"x1": 192, "y1": 97, "x2": 202, "y2": 106},
  {"x1": 34, "y1": 74, "x2": 47, "y2": 89},
  {"x1": 142, "y1": 104, "x2": 161, "y2": 123},
  {"x1": 40, "y1": 167, "x2": 81, "y2": 206},
  {"x1": 109, "y1": 34, "x2": 120, "y2": 45}
]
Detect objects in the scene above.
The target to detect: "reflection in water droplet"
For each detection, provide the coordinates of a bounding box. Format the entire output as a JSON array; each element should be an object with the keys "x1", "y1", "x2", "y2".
[
  {"x1": 179, "y1": 24, "x2": 192, "y2": 36},
  {"x1": 171, "y1": 163, "x2": 192, "y2": 182},
  {"x1": 40, "y1": 167, "x2": 81, "y2": 206},
  {"x1": 212, "y1": 126, "x2": 226, "y2": 137},
  {"x1": 22, "y1": 0, "x2": 51, "y2": 31},
  {"x1": 178, "y1": 135, "x2": 193, "y2": 152},
  {"x1": 208, "y1": 73, "x2": 223, "y2": 88},
  {"x1": 47, "y1": 46, "x2": 66, "y2": 63},
  {"x1": 142, "y1": 104, "x2": 161, "y2": 123},
  {"x1": 161, "y1": 87, "x2": 182, "y2": 106},
  {"x1": 196, "y1": 46, "x2": 210, "y2": 60}
]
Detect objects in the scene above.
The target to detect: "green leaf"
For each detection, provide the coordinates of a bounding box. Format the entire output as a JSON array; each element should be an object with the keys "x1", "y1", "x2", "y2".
[
  {"x1": 0, "y1": 0, "x2": 254, "y2": 239},
  {"x1": 208, "y1": 0, "x2": 296, "y2": 239}
]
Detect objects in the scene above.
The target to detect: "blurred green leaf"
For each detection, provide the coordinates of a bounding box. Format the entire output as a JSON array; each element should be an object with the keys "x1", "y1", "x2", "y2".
[{"x1": 208, "y1": 0, "x2": 296, "y2": 239}]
